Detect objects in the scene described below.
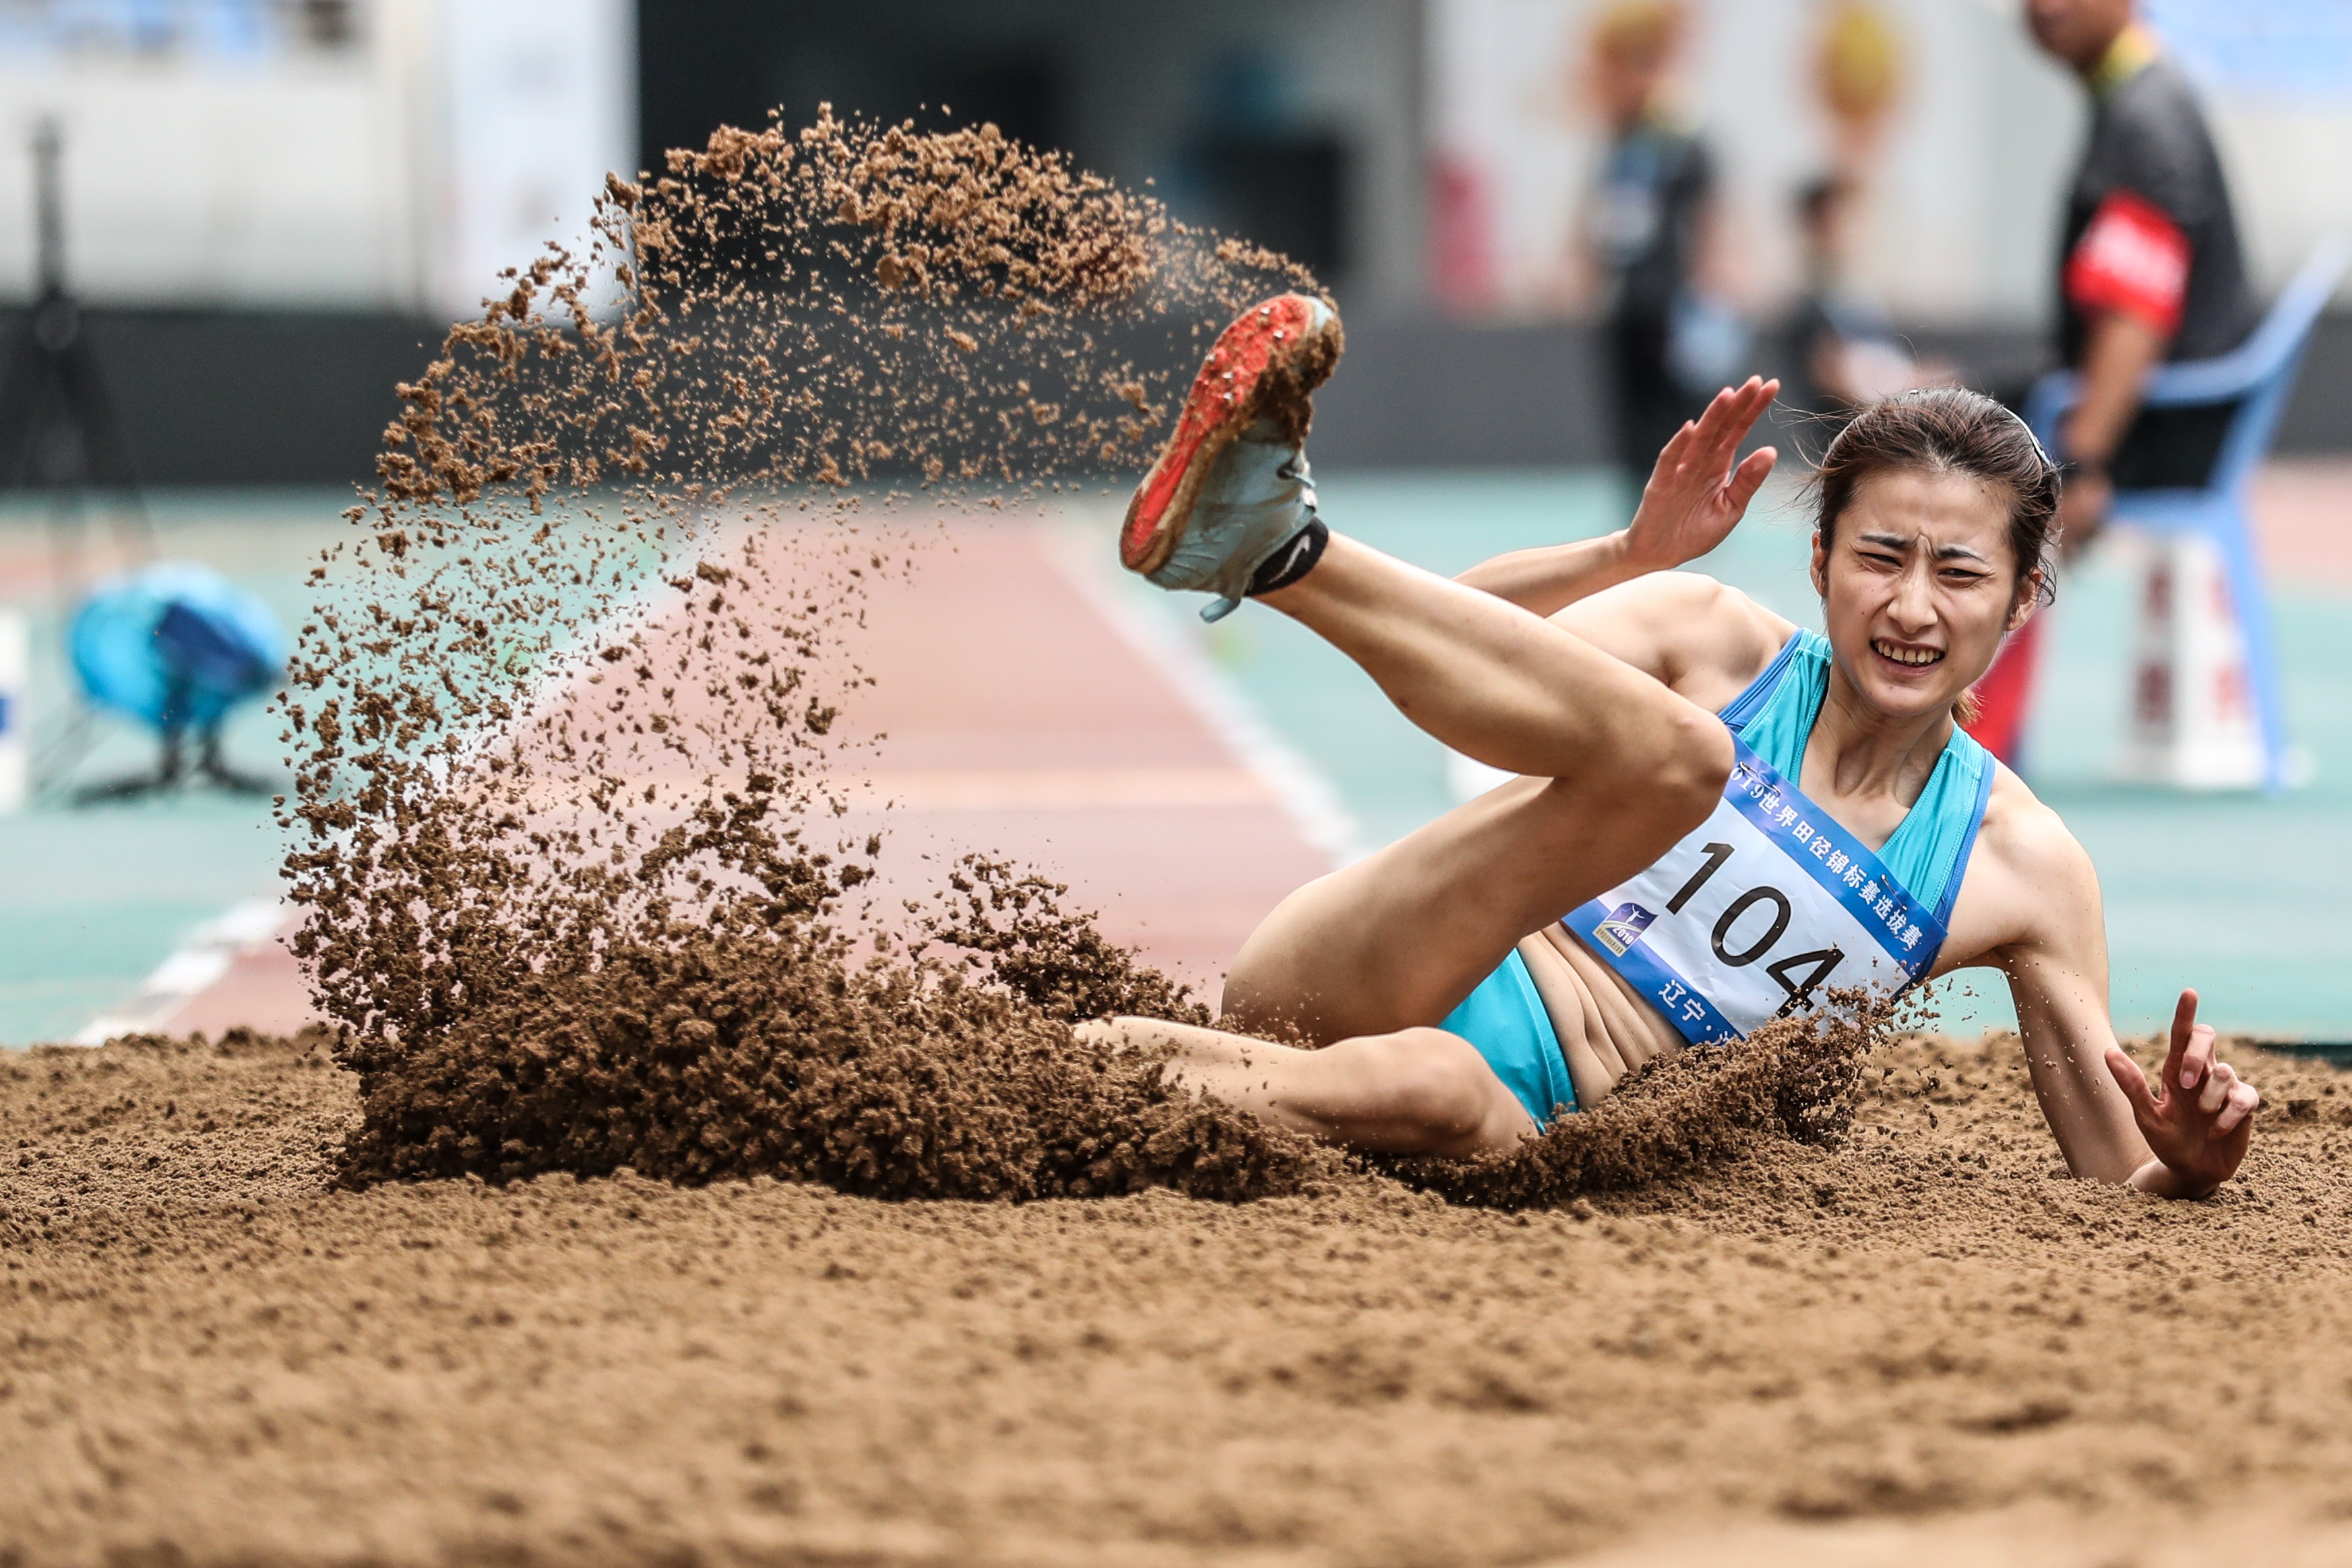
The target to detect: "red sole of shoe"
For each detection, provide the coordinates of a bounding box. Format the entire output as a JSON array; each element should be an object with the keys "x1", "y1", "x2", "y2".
[{"x1": 1120, "y1": 294, "x2": 1336, "y2": 576}]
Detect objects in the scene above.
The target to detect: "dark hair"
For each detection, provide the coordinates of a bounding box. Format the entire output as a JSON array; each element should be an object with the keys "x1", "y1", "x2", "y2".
[{"x1": 1810, "y1": 387, "x2": 2062, "y2": 609}]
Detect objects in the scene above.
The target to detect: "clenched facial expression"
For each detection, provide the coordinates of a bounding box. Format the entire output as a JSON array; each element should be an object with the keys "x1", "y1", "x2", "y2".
[{"x1": 1812, "y1": 468, "x2": 2037, "y2": 723}]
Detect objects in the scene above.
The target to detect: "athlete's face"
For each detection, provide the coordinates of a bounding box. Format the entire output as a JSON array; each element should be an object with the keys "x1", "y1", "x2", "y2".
[
  {"x1": 2024, "y1": 0, "x2": 2134, "y2": 73},
  {"x1": 1813, "y1": 468, "x2": 2037, "y2": 722}
]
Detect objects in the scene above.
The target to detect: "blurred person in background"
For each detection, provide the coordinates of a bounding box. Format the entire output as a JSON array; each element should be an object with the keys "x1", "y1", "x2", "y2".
[
  {"x1": 1967, "y1": 0, "x2": 2255, "y2": 765},
  {"x1": 2034, "y1": 0, "x2": 2254, "y2": 532},
  {"x1": 1568, "y1": 0, "x2": 1747, "y2": 485},
  {"x1": 1782, "y1": 173, "x2": 1947, "y2": 420}
]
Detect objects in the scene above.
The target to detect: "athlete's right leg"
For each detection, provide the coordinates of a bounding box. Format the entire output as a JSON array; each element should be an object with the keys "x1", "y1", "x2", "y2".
[
  {"x1": 1119, "y1": 293, "x2": 1729, "y2": 1043},
  {"x1": 1223, "y1": 532, "x2": 1729, "y2": 1042},
  {"x1": 1257, "y1": 529, "x2": 1719, "y2": 785}
]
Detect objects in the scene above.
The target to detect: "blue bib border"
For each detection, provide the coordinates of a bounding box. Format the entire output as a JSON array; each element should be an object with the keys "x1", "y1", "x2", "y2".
[
  {"x1": 1721, "y1": 629, "x2": 1992, "y2": 937},
  {"x1": 1721, "y1": 741, "x2": 1946, "y2": 980},
  {"x1": 1560, "y1": 904, "x2": 1741, "y2": 1044}
]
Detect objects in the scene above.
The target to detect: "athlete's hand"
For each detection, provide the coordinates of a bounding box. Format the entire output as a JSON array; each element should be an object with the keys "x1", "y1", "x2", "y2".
[
  {"x1": 2107, "y1": 989, "x2": 2258, "y2": 1198},
  {"x1": 2057, "y1": 466, "x2": 2113, "y2": 561},
  {"x1": 1623, "y1": 377, "x2": 1781, "y2": 573}
]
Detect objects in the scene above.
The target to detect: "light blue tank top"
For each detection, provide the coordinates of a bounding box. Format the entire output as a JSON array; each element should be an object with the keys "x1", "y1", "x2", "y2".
[{"x1": 1719, "y1": 629, "x2": 1994, "y2": 927}]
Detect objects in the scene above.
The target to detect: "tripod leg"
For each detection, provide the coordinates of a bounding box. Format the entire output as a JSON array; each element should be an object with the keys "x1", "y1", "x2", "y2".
[
  {"x1": 72, "y1": 724, "x2": 182, "y2": 805},
  {"x1": 197, "y1": 722, "x2": 272, "y2": 794},
  {"x1": 56, "y1": 334, "x2": 154, "y2": 557},
  {"x1": 0, "y1": 328, "x2": 56, "y2": 492}
]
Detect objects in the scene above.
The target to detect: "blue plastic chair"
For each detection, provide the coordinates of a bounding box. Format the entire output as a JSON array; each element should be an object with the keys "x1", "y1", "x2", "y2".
[{"x1": 2025, "y1": 241, "x2": 2349, "y2": 794}]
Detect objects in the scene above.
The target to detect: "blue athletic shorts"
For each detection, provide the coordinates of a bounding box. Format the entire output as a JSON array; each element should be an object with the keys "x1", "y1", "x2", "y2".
[{"x1": 1440, "y1": 948, "x2": 1578, "y2": 1127}]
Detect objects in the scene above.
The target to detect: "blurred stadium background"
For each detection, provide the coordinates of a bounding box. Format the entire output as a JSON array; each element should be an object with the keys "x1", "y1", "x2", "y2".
[{"x1": 0, "y1": 0, "x2": 2346, "y2": 1046}]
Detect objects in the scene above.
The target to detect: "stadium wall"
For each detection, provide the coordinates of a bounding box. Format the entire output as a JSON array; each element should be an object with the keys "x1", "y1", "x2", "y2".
[{"x1": 11, "y1": 308, "x2": 2349, "y2": 487}]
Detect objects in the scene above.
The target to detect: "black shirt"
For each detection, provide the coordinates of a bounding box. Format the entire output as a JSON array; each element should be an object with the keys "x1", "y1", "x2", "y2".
[
  {"x1": 2057, "y1": 52, "x2": 2256, "y2": 488},
  {"x1": 2059, "y1": 53, "x2": 2255, "y2": 367},
  {"x1": 1595, "y1": 121, "x2": 1712, "y2": 326}
]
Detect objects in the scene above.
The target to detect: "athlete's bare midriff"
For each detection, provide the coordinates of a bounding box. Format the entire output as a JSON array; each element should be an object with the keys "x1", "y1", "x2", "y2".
[{"x1": 1516, "y1": 925, "x2": 1693, "y2": 1104}]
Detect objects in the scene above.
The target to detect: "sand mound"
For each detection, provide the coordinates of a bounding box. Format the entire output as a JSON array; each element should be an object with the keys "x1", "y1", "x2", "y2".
[
  {"x1": 328, "y1": 836, "x2": 1895, "y2": 1204},
  {"x1": 334, "y1": 859, "x2": 1342, "y2": 1203},
  {"x1": 1390, "y1": 996, "x2": 1880, "y2": 1208},
  {"x1": 3, "y1": 1028, "x2": 2342, "y2": 1565}
]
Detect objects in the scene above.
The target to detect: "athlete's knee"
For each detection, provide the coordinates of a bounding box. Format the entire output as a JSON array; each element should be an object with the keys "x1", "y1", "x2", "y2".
[
  {"x1": 1221, "y1": 871, "x2": 1378, "y2": 1042},
  {"x1": 1219, "y1": 962, "x2": 1311, "y2": 1040},
  {"x1": 1359, "y1": 1028, "x2": 1498, "y2": 1139},
  {"x1": 1222, "y1": 890, "x2": 1311, "y2": 1030},
  {"x1": 1647, "y1": 703, "x2": 1734, "y2": 829}
]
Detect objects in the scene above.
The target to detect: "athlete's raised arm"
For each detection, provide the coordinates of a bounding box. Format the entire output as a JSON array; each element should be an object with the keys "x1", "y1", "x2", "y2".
[
  {"x1": 1456, "y1": 376, "x2": 1781, "y2": 617},
  {"x1": 1967, "y1": 786, "x2": 2257, "y2": 1197},
  {"x1": 1458, "y1": 378, "x2": 1791, "y2": 705}
]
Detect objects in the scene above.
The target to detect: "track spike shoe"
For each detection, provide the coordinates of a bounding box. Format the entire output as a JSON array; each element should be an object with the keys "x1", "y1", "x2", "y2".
[{"x1": 1120, "y1": 292, "x2": 1342, "y2": 621}]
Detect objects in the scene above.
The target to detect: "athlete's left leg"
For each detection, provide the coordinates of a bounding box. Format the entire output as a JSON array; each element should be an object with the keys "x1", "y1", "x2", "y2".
[{"x1": 1074, "y1": 1015, "x2": 1537, "y2": 1158}]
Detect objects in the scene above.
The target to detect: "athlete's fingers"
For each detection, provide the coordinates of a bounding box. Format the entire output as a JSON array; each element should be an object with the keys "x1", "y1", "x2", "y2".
[
  {"x1": 1689, "y1": 389, "x2": 1745, "y2": 468},
  {"x1": 2105, "y1": 1046, "x2": 2161, "y2": 1125},
  {"x1": 1666, "y1": 379, "x2": 1777, "y2": 503},
  {"x1": 1665, "y1": 416, "x2": 1699, "y2": 464},
  {"x1": 1707, "y1": 376, "x2": 1764, "y2": 429},
  {"x1": 2161, "y1": 989, "x2": 2200, "y2": 1090},
  {"x1": 2214, "y1": 1079, "x2": 2260, "y2": 1135},
  {"x1": 1681, "y1": 381, "x2": 1769, "y2": 494},
  {"x1": 2179, "y1": 1022, "x2": 2217, "y2": 1093},
  {"x1": 1644, "y1": 421, "x2": 1695, "y2": 491},
  {"x1": 2197, "y1": 1059, "x2": 2237, "y2": 1116},
  {"x1": 1712, "y1": 377, "x2": 1766, "y2": 442},
  {"x1": 1725, "y1": 447, "x2": 1777, "y2": 513},
  {"x1": 1714, "y1": 378, "x2": 1778, "y2": 466}
]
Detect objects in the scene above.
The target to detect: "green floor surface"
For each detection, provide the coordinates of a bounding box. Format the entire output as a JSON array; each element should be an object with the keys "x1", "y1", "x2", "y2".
[
  {"x1": 0, "y1": 488, "x2": 718, "y2": 1046},
  {"x1": 0, "y1": 492, "x2": 338, "y2": 1044}
]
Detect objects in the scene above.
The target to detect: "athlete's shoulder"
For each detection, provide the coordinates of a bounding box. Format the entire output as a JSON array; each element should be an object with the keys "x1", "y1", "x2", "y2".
[
  {"x1": 1552, "y1": 570, "x2": 1792, "y2": 705},
  {"x1": 1975, "y1": 763, "x2": 2088, "y2": 868},
  {"x1": 1605, "y1": 568, "x2": 1749, "y2": 619},
  {"x1": 1619, "y1": 571, "x2": 1794, "y2": 654},
  {"x1": 1596, "y1": 571, "x2": 1795, "y2": 707}
]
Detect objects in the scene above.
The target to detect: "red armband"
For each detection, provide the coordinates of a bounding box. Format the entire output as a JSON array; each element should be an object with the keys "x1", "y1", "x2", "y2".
[{"x1": 2065, "y1": 189, "x2": 2190, "y2": 336}]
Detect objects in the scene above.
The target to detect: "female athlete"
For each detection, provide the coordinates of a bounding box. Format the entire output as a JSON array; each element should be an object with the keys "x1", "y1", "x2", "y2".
[{"x1": 1084, "y1": 293, "x2": 2258, "y2": 1199}]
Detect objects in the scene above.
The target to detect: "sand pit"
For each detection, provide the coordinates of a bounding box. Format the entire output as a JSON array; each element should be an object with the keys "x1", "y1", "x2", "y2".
[{"x1": 4, "y1": 1026, "x2": 2348, "y2": 1565}]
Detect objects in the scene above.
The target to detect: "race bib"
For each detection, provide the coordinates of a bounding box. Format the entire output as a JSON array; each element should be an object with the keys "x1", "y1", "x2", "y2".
[{"x1": 1560, "y1": 739, "x2": 1947, "y2": 1045}]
